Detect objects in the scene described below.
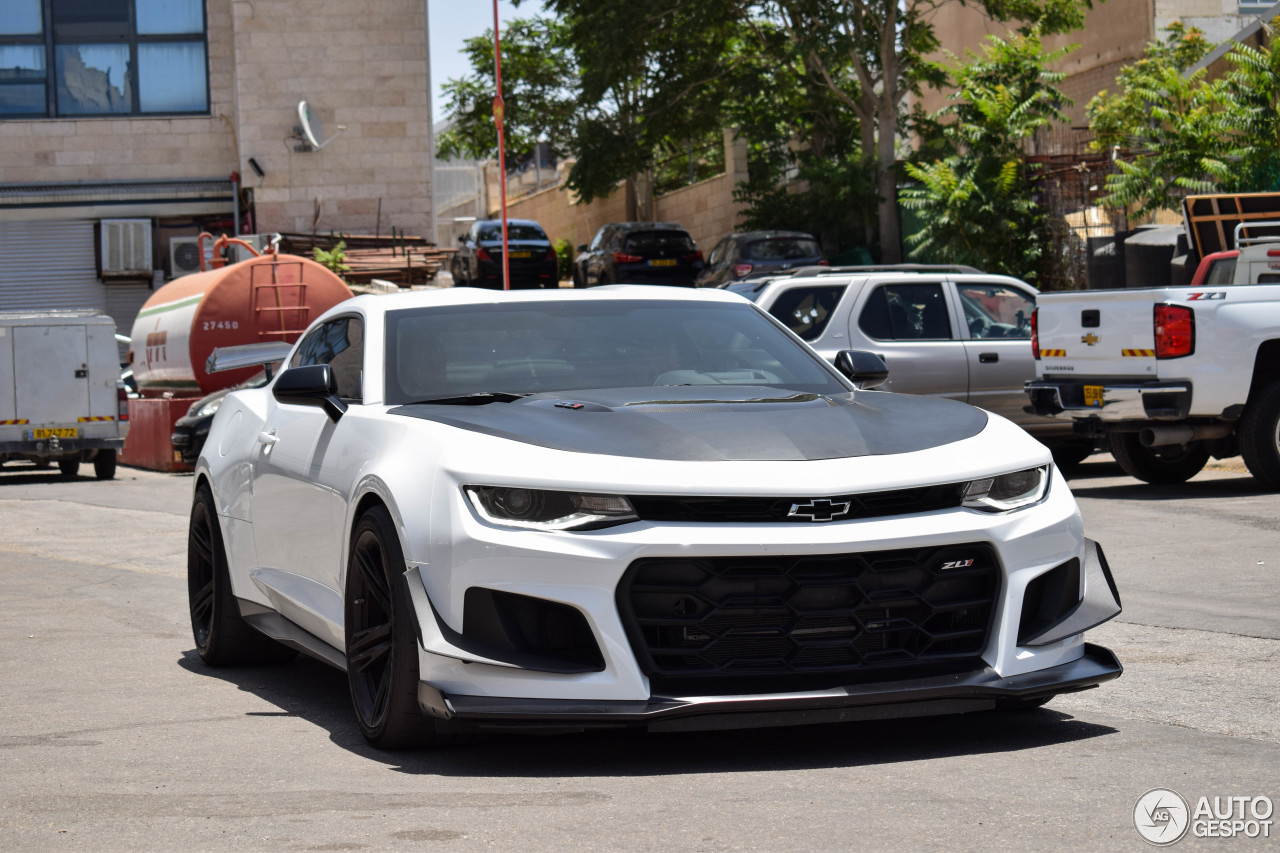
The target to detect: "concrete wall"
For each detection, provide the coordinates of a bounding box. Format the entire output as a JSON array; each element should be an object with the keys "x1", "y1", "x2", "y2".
[
  {"x1": 501, "y1": 131, "x2": 750, "y2": 256},
  {"x1": 0, "y1": 0, "x2": 432, "y2": 240},
  {"x1": 0, "y1": 0, "x2": 237, "y2": 181},
  {"x1": 232, "y1": 0, "x2": 433, "y2": 238}
]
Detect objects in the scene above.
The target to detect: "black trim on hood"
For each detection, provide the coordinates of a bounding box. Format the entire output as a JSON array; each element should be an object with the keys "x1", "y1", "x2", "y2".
[{"x1": 389, "y1": 386, "x2": 988, "y2": 461}]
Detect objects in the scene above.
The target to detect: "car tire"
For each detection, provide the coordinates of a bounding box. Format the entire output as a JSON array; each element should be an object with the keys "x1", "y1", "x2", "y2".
[
  {"x1": 345, "y1": 505, "x2": 442, "y2": 749},
  {"x1": 572, "y1": 268, "x2": 584, "y2": 288},
  {"x1": 93, "y1": 450, "x2": 117, "y2": 480},
  {"x1": 1110, "y1": 432, "x2": 1210, "y2": 484},
  {"x1": 58, "y1": 457, "x2": 79, "y2": 477},
  {"x1": 188, "y1": 483, "x2": 294, "y2": 666},
  {"x1": 450, "y1": 257, "x2": 467, "y2": 287},
  {"x1": 1240, "y1": 381, "x2": 1280, "y2": 490}
]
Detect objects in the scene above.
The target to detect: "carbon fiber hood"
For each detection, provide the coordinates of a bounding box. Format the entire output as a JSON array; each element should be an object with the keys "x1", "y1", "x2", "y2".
[{"x1": 389, "y1": 386, "x2": 988, "y2": 462}]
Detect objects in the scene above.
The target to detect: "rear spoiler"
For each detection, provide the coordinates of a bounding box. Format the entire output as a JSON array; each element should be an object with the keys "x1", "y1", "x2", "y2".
[{"x1": 206, "y1": 341, "x2": 293, "y2": 376}]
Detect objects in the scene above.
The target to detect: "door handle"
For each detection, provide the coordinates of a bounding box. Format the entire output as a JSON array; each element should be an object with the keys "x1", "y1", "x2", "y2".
[
  {"x1": 978, "y1": 352, "x2": 999, "y2": 363},
  {"x1": 257, "y1": 430, "x2": 278, "y2": 446}
]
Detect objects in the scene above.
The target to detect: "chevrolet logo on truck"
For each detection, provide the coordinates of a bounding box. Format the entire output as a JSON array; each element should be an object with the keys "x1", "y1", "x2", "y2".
[{"x1": 1081, "y1": 333, "x2": 1100, "y2": 346}]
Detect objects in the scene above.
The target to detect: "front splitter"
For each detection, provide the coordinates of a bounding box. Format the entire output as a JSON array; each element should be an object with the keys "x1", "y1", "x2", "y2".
[{"x1": 420, "y1": 643, "x2": 1122, "y2": 733}]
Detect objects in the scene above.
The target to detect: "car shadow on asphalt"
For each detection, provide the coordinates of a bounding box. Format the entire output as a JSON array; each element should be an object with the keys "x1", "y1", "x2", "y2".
[
  {"x1": 1066, "y1": 471, "x2": 1263, "y2": 502},
  {"x1": 178, "y1": 650, "x2": 1119, "y2": 776}
]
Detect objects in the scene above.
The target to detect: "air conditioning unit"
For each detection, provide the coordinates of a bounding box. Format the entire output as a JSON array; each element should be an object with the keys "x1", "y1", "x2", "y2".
[
  {"x1": 169, "y1": 236, "x2": 213, "y2": 278},
  {"x1": 229, "y1": 233, "x2": 268, "y2": 263},
  {"x1": 100, "y1": 219, "x2": 152, "y2": 279}
]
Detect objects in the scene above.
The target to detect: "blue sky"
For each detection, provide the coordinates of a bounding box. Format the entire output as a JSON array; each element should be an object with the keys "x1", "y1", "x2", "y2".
[{"x1": 430, "y1": 1, "x2": 546, "y2": 123}]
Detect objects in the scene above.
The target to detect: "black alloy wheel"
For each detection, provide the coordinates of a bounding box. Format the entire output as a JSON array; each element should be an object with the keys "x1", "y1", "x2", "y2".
[
  {"x1": 345, "y1": 506, "x2": 439, "y2": 748},
  {"x1": 1110, "y1": 432, "x2": 1210, "y2": 484},
  {"x1": 188, "y1": 483, "x2": 293, "y2": 665}
]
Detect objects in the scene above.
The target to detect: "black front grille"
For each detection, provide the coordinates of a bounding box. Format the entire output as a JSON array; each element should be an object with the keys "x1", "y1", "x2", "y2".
[
  {"x1": 617, "y1": 544, "x2": 1000, "y2": 694},
  {"x1": 629, "y1": 484, "x2": 965, "y2": 523}
]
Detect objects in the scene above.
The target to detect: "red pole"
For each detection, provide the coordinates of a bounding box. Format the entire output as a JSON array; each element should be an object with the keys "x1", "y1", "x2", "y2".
[{"x1": 492, "y1": 0, "x2": 511, "y2": 291}]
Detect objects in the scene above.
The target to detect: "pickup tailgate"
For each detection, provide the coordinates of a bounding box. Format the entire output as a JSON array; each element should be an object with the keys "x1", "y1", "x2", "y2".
[{"x1": 1036, "y1": 290, "x2": 1158, "y2": 379}]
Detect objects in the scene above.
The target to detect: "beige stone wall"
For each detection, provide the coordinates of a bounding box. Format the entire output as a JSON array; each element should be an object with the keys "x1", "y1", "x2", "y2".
[
  {"x1": 501, "y1": 131, "x2": 749, "y2": 257},
  {"x1": 0, "y1": 0, "x2": 238, "y2": 182},
  {"x1": 231, "y1": 0, "x2": 433, "y2": 238}
]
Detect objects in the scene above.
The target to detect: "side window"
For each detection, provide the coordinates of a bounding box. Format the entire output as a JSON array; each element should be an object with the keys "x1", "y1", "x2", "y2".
[
  {"x1": 1204, "y1": 258, "x2": 1236, "y2": 285},
  {"x1": 766, "y1": 285, "x2": 847, "y2": 341},
  {"x1": 956, "y1": 283, "x2": 1034, "y2": 339},
  {"x1": 708, "y1": 238, "x2": 728, "y2": 266},
  {"x1": 858, "y1": 283, "x2": 952, "y2": 341},
  {"x1": 288, "y1": 316, "x2": 364, "y2": 401},
  {"x1": 588, "y1": 228, "x2": 606, "y2": 251}
]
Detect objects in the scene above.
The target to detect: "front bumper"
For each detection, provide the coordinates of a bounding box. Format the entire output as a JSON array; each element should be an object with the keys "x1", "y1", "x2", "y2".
[
  {"x1": 421, "y1": 643, "x2": 1122, "y2": 732},
  {"x1": 1025, "y1": 379, "x2": 1191, "y2": 422}
]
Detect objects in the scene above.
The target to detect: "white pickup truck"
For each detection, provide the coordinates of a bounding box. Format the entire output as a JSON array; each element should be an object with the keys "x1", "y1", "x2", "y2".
[{"x1": 1025, "y1": 226, "x2": 1280, "y2": 488}]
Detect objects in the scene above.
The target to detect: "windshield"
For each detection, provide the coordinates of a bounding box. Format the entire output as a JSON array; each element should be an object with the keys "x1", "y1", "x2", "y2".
[
  {"x1": 623, "y1": 231, "x2": 694, "y2": 254},
  {"x1": 477, "y1": 223, "x2": 547, "y2": 241},
  {"x1": 384, "y1": 300, "x2": 846, "y2": 403},
  {"x1": 744, "y1": 237, "x2": 820, "y2": 261}
]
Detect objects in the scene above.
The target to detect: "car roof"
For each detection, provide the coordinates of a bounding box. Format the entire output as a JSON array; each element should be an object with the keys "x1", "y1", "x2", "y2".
[
  {"x1": 476, "y1": 218, "x2": 542, "y2": 227},
  {"x1": 604, "y1": 222, "x2": 689, "y2": 232},
  {"x1": 326, "y1": 284, "x2": 749, "y2": 322},
  {"x1": 728, "y1": 230, "x2": 818, "y2": 242},
  {"x1": 730, "y1": 267, "x2": 1036, "y2": 296}
]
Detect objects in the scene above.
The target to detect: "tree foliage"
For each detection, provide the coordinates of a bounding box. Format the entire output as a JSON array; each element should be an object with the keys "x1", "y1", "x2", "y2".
[
  {"x1": 435, "y1": 17, "x2": 577, "y2": 166},
  {"x1": 901, "y1": 28, "x2": 1073, "y2": 283},
  {"x1": 1086, "y1": 22, "x2": 1232, "y2": 218}
]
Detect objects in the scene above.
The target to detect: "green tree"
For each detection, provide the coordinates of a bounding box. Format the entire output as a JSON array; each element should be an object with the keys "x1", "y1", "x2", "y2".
[
  {"x1": 435, "y1": 16, "x2": 578, "y2": 166},
  {"x1": 1086, "y1": 22, "x2": 1232, "y2": 218},
  {"x1": 735, "y1": 0, "x2": 1095, "y2": 261},
  {"x1": 901, "y1": 28, "x2": 1073, "y2": 282}
]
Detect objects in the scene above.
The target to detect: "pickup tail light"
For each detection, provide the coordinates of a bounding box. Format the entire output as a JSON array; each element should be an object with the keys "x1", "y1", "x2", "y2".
[
  {"x1": 733, "y1": 263, "x2": 753, "y2": 278},
  {"x1": 613, "y1": 252, "x2": 642, "y2": 264},
  {"x1": 1154, "y1": 304, "x2": 1194, "y2": 359},
  {"x1": 117, "y1": 386, "x2": 129, "y2": 422},
  {"x1": 1031, "y1": 308, "x2": 1040, "y2": 360}
]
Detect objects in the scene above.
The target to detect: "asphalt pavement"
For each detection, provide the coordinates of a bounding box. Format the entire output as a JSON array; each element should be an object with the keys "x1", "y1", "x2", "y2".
[{"x1": 0, "y1": 457, "x2": 1276, "y2": 851}]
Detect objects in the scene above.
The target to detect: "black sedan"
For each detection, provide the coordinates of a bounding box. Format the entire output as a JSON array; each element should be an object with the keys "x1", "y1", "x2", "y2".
[
  {"x1": 451, "y1": 219, "x2": 559, "y2": 289},
  {"x1": 573, "y1": 222, "x2": 703, "y2": 287},
  {"x1": 695, "y1": 230, "x2": 826, "y2": 287}
]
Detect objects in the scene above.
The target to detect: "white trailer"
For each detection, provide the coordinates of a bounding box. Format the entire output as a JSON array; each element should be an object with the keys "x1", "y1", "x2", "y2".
[{"x1": 0, "y1": 310, "x2": 128, "y2": 479}]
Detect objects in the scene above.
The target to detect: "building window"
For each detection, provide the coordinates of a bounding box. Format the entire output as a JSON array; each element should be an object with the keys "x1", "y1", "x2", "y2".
[{"x1": 0, "y1": 0, "x2": 208, "y2": 119}]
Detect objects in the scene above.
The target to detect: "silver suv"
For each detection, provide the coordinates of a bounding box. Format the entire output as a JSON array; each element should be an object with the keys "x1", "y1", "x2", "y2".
[{"x1": 727, "y1": 265, "x2": 1092, "y2": 466}]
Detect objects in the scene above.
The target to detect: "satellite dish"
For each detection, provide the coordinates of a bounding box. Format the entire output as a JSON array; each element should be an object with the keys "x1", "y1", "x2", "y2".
[{"x1": 295, "y1": 100, "x2": 346, "y2": 151}]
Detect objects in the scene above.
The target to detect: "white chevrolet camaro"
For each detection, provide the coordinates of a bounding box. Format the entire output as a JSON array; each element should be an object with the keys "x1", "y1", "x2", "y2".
[{"x1": 188, "y1": 285, "x2": 1122, "y2": 748}]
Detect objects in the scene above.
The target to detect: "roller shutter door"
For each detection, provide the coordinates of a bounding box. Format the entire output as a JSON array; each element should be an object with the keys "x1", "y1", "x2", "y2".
[{"x1": 0, "y1": 220, "x2": 103, "y2": 312}]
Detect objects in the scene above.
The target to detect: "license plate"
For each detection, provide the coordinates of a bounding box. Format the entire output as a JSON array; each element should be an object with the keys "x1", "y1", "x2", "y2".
[
  {"x1": 509, "y1": 251, "x2": 532, "y2": 259},
  {"x1": 1083, "y1": 385, "x2": 1104, "y2": 408},
  {"x1": 650, "y1": 259, "x2": 676, "y2": 267},
  {"x1": 32, "y1": 427, "x2": 78, "y2": 439}
]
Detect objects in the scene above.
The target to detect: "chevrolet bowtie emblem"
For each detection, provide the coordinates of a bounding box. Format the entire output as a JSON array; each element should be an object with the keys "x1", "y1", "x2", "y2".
[
  {"x1": 1081, "y1": 333, "x2": 1100, "y2": 346},
  {"x1": 788, "y1": 498, "x2": 852, "y2": 522}
]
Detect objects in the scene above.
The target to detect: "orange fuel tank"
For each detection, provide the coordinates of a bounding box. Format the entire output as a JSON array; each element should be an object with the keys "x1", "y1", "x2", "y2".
[{"x1": 130, "y1": 252, "x2": 352, "y2": 396}]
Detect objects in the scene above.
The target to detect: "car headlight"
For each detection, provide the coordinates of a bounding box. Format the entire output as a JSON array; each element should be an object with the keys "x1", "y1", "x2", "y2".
[
  {"x1": 962, "y1": 466, "x2": 1049, "y2": 512},
  {"x1": 465, "y1": 486, "x2": 638, "y2": 531},
  {"x1": 189, "y1": 397, "x2": 224, "y2": 418}
]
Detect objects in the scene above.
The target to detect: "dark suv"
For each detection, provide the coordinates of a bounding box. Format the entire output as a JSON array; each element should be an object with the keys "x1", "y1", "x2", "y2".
[
  {"x1": 451, "y1": 219, "x2": 559, "y2": 289},
  {"x1": 696, "y1": 230, "x2": 826, "y2": 287},
  {"x1": 573, "y1": 222, "x2": 703, "y2": 287}
]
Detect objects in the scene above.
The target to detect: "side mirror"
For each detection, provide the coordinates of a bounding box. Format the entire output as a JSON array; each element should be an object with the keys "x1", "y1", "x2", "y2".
[
  {"x1": 457, "y1": 234, "x2": 468, "y2": 245},
  {"x1": 834, "y1": 350, "x2": 888, "y2": 390},
  {"x1": 576, "y1": 244, "x2": 588, "y2": 252},
  {"x1": 272, "y1": 364, "x2": 347, "y2": 421}
]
